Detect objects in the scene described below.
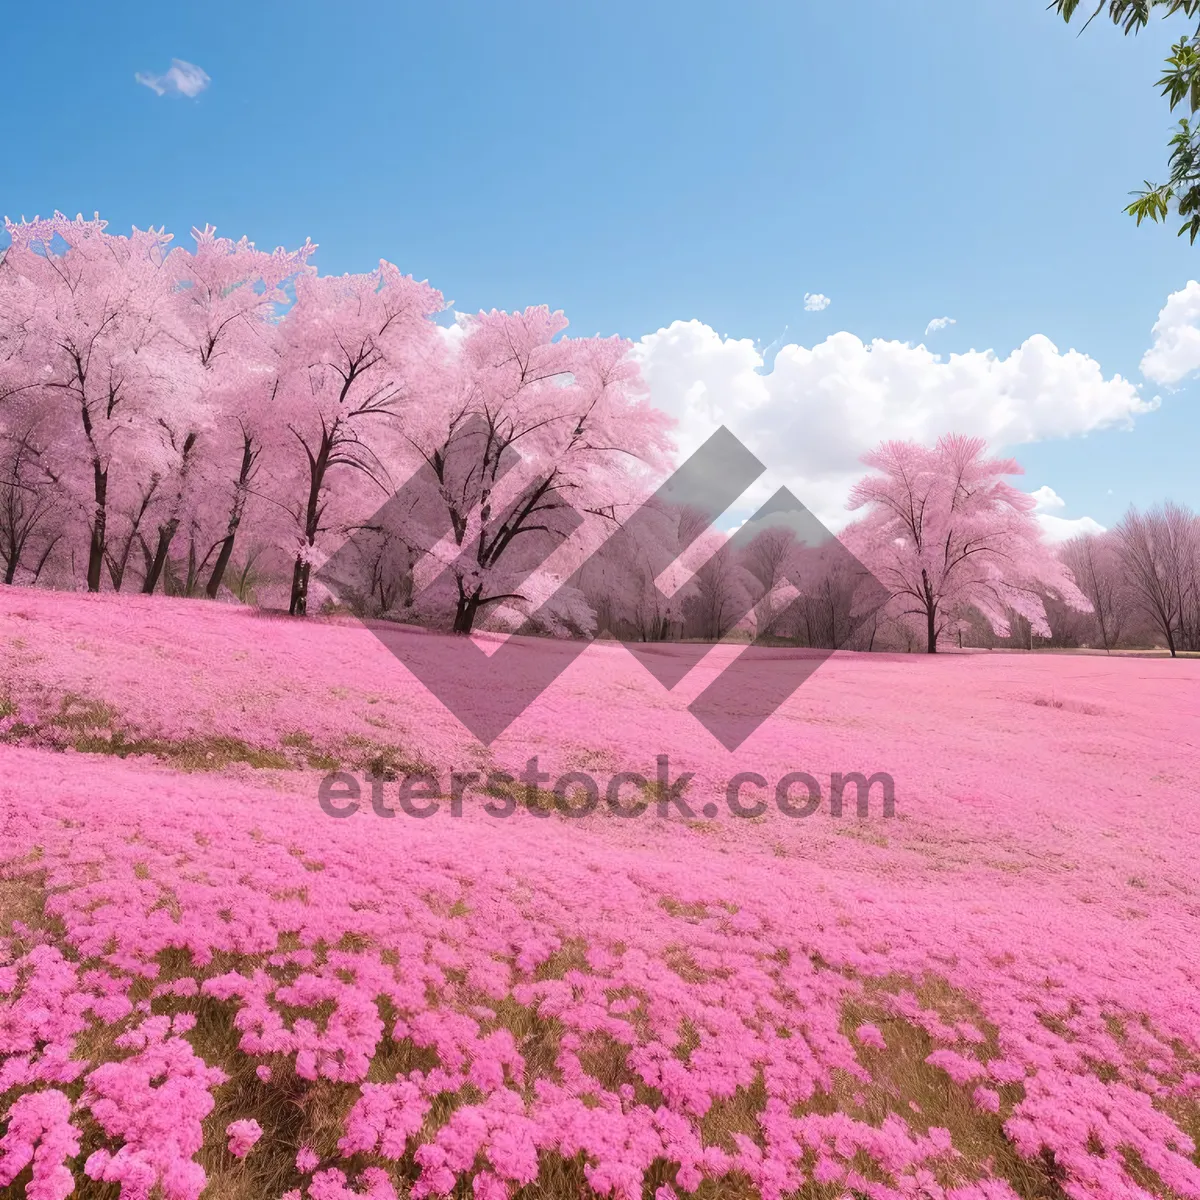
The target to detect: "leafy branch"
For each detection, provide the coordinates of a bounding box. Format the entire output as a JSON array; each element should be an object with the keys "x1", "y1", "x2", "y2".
[{"x1": 1053, "y1": 0, "x2": 1200, "y2": 239}]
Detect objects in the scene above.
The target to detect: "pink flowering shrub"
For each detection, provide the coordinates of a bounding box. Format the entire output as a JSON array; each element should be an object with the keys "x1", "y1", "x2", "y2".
[
  {"x1": 226, "y1": 1117, "x2": 263, "y2": 1158},
  {"x1": 0, "y1": 588, "x2": 1199, "y2": 1199},
  {"x1": 81, "y1": 1018, "x2": 227, "y2": 1199},
  {"x1": 856, "y1": 1023, "x2": 887, "y2": 1052},
  {"x1": 0, "y1": 1089, "x2": 80, "y2": 1200}
]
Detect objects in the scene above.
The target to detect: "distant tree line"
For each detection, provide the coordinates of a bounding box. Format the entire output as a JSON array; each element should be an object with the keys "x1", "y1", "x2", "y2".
[{"x1": 1, "y1": 211, "x2": 1193, "y2": 657}]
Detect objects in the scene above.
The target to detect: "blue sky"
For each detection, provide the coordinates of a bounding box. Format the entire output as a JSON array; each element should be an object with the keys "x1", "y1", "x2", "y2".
[{"x1": 3, "y1": 0, "x2": 1197, "y2": 530}]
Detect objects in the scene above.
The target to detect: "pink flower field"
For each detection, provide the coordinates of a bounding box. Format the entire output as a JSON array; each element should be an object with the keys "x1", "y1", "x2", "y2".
[{"x1": 2, "y1": 588, "x2": 1200, "y2": 1200}]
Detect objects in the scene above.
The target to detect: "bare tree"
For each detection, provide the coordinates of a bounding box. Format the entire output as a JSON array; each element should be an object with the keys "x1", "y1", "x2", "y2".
[
  {"x1": 1113, "y1": 503, "x2": 1200, "y2": 657},
  {"x1": 683, "y1": 541, "x2": 754, "y2": 641},
  {"x1": 1058, "y1": 533, "x2": 1128, "y2": 652},
  {"x1": 0, "y1": 424, "x2": 64, "y2": 585},
  {"x1": 741, "y1": 526, "x2": 796, "y2": 639}
]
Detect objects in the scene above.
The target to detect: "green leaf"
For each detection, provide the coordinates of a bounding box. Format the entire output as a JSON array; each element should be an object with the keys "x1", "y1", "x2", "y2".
[{"x1": 1057, "y1": 0, "x2": 1200, "y2": 238}]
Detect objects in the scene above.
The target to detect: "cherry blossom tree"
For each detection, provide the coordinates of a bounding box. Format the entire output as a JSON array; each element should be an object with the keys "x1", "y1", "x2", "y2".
[
  {"x1": 276, "y1": 261, "x2": 444, "y2": 616},
  {"x1": 141, "y1": 225, "x2": 315, "y2": 595},
  {"x1": 845, "y1": 434, "x2": 1091, "y2": 652},
  {"x1": 0, "y1": 215, "x2": 674, "y2": 619},
  {"x1": 0, "y1": 417, "x2": 63, "y2": 585},
  {"x1": 396, "y1": 308, "x2": 673, "y2": 634},
  {"x1": 0, "y1": 212, "x2": 197, "y2": 592}
]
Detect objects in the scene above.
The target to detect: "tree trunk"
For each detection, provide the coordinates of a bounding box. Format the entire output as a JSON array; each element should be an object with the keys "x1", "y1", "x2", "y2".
[
  {"x1": 453, "y1": 589, "x2": 482, "y2": 634},
  {"x1": 106, "y1": 482, "x2": 159, "y2": 592},
  {"x1": 0, "y1": 493, "x2": 22, "y2": 585},
  {"x1": 142, "y1": 519, "x2": 179, "y2": 594},
  {"x1": 206, "y1": 433, "x2": 256, "y2": 599},
  {"x1": 289, "y1": 556, "x2": 311, "y2": 617},
  {"x1": 921, "y1": 567, "x2": 937, "y2": 653},
  {"x1": 142, "y1": 432, "x2": 197, "y2": 596},
  {"x1": 184, "y1": 535, "x2": 205, "y2": 596},
  {"x1": 206, "y1": 532, "x2": 238, "y2": 600},
  {"x1": 288, "y1": 432, "x2": 333, "y2": 617},
  {"x1": 31, "y1": 536, "x2": 59, "y2": 585},
  {"x1": 87, "y1": 460, "x2": 108, "y2": 593}
]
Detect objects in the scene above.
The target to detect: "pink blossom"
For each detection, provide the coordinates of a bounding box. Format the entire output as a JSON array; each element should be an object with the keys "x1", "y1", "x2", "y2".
[
  {"x1": 1, "y1": 586, "x2": 1199, "y2": 1200},
  {"x1": 226, "y1": 1118, "x2": 262, "y2": 1158},
  {"x1": 0, "y1": 1089, "x2": 80, "y2": 1200},
  {"x1": 855, "y1": 1023, "x2": 887, "y2": 1051}
]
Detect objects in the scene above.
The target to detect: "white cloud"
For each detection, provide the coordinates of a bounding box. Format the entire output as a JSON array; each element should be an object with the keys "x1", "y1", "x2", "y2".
[
  {"x1": 135, "y1": 59, "x2": 211, "y2": 98},
  {"x1": 1141, "y1": 280, "x2": 1200, "y2": 384},
  {"x1": 803, "y1": 293, "x2": 831, "y2": 312},
  {"x1": 435, "y1": 310, "x2": 471, "y2": 351},
  {"x1": 1027, "y1": 486, "x2": 1103, "y2": 542},
  {"x1": 1036, "y1": 513, "x2": 1106, "y2": 542},
  {"x1": 631, "y1": 320, "x2": 1154, "y2": 529},
  {"x1": 925, "y1": 316, "x2": 956, "y2": 335},
  {"x1": 1028, "y1": 485, "x2": 1066, "y2": 512}
]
